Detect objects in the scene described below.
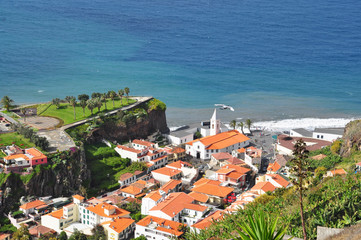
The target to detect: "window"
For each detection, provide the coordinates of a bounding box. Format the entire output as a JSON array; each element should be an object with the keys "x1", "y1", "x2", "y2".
[
  {"x1": 317, "y1": 135, "x2": 320, "y2": 138},
  {"x1": 321, "y1": 135, "x2": 324, "y2": 139},
  {"x1": 36, "y1": 160, "x2": 38, "y2": 163}
]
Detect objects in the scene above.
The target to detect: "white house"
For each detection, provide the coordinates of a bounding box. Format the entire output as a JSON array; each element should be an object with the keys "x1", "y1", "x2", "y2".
[
  {"x1": 20, "y1": 200, "x2": 47, "y2": 216},
  {"x1": 166, "y1": 161, "x2": 198, "y2": 185},
  {"x1": 151, "y1": 167, "x2": 182, "y2": 185},
  {"x1": 276, "y1": 135, "x2": 332, "y2": 156},
  {"x1": 186, "y1": 130, "x2": 250, "y2": 160},
  {"x1": 256, "y1": 174, "x2": 291, "y2": 189},
  {"x1": 135, "y1": 215, "x2": 186, "y2": 240},
  {"x1": 102, "y1": 217, "x2": 135, "y2": 240},
  {"x1": 312, "y1": 128, "x2": 344, "y2": 142},
  {"x1": 141, "y1": 190, "x2": 166, "y2": 215}
]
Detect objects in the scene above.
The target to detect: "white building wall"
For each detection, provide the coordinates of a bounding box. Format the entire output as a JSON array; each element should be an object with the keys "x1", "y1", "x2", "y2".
[
  {"x1": 151, "y1": 172, "x2": 172, "y2": 185},
  {"x1": 276, "y1": 144, "x2": 293, "y2": 156},
  {"x1": 135, "y1": 225, "x2": 174, "y2": 240},
  {"x1": 312, "y1": 132, "x2": 341, "y2": 142},
  {"x1": 167, "y1": 134, "x2": 194, "y2": 146},
  {"x1": 41, "y1": 215, "x2": 63, "y2": 233},
  {"x1": 148, "y1": 210, "x2": 172, "y2": 221},
  {"x1": 290, "y1": 130, "x2": 304, "y2": 137},
  {"x1": 114, "y1": 147, "x2": 139, "y2": 162}
]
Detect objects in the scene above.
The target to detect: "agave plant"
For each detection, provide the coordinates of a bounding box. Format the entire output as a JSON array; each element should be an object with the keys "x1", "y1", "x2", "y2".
[{"x1": 225, "y1": 210, "x2": 291, "y2": 240}]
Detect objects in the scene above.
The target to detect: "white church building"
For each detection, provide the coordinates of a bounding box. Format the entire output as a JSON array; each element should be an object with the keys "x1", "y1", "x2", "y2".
[{"x1": 185, "y1": 110, "x2": 250, "y2": 160}]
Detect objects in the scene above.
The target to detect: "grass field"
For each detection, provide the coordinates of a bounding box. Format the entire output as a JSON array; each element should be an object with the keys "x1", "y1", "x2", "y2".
[
  {"x1": 0, "y1": 132, "x2": 35, "y2": 150},
  {"x1": 37, "y1": 98, "x2": 136, "y2": 125}
]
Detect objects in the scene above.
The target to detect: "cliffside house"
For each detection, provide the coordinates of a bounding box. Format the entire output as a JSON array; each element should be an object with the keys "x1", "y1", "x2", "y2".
[
  {"x1": 256, "y1": 174, "x2": 291, "y2": 189},
  {"x1": 118, "y1": 170, "x2": 145, "y2": 187},
  {"x1": 151, "y1": 167, "x2": 182, "y2": 185},
  {"x1": 190, "y1": 179, "x2": 235, "y2": 205},
  {"x1": 20, "y1": 200, "x2": 48, "y2": 216},
  {"x1": 290, "y1": 128, "x2": 344, "y2": 142},
  {"x1": 101, "y1": 217, "x2": 135, "y2": 240},
  {"x1": 215, "y1": 164, "x2": 251, "y2": 188},
  {"x1": 2, "y1": 147, "x2": 47, "y2": 170}
]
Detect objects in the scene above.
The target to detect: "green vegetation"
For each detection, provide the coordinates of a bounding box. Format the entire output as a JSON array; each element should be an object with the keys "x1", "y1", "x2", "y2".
[
  {"x1": 146, "y1": 98, "x2": 166, "y2": 111},
  {"x1": 0, "y1": 132, "x2": 35, "y2": 149},
  {"x1": 0, "y1": 96, "x2": 14, "y2": 111},
  {"x1": 85, "y1": 143, "x2": 147, "y2": 196},
  {"x1": 0, "y1": 216, "x2": 17, "y2": 233},
  {"x1": 37, "y1": 98, "x2": 135, "y2": 125},
  {"x1": 11, "y1": 124, "x2": 49, "y2": 150},
  {"x1": 120, "y1": 202, "x2": 145, "y2": 221}
]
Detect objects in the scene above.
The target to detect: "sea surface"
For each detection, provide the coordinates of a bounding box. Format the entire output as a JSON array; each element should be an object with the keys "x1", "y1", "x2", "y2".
[{"x1": 1, "y1": 0, "x2": 361, "y2": 129}]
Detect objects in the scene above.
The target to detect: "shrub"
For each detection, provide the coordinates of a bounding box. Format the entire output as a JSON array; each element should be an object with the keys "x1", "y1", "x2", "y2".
[
  {"x1": 146, "y1": 99, "x2": 166, "y2": 111},
  {"x1": 331, "y1": 140, "x2": 342, "y2": 154}
]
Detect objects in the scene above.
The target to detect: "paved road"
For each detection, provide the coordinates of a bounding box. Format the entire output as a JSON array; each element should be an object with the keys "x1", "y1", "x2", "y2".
[{"x1": 0, "y1": 111, "x2": 18, "y2": 124}]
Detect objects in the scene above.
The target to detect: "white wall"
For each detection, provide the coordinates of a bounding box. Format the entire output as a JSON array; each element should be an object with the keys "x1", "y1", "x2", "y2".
[
  {"x1": 135, "y1": 225, "x2": 174, "y2": 240},
  {"x1": 312, "y1": 132, "x2": 341, "y2": 142},
  {"x1": 167, "y1": 134, "x2": 194, "y2": 145}
]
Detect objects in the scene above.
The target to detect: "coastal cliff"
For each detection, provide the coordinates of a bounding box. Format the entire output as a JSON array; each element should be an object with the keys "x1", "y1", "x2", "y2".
[
  {"x1": 340, "y1": 120, "x2": 361, "y2": 157},
  {"x1": 88, "y1": 99, "x2": 169, "y2": 142},
  {"x1": 0, "y1": 146, "x2": 90, "y2": 214}
]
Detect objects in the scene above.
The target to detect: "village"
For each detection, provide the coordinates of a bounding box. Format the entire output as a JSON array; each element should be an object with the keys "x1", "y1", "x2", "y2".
[{"x1": 0, "y1": 107, "x2": 353, "y2": 240}]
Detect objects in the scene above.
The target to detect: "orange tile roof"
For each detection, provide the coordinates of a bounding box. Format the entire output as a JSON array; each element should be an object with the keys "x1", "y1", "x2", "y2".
[
  {"x1": 20, "y1": 200, "x2": 46, "y2": 210},
  {"x1": 116, "y1": 145, "x2": 141, "y2": 153},
  {"x1": 0, "y1": 233, "x2": 11, "y2": 240},
  {"x1": 192, "y1": 210, "x2": 224, "y2": 230},
  {"x1": 4, "y1": 153, "x2": 29, "y2": 161},
  {"x1": 25, "y1": 148, "x2": 46, "y2": 159},
  {"x1": 251, "y1": 182, "x2": 277, "y2": 193},
  {"x1": 330, "y1": 169, "x2": 347, "y2": 175},
  {"x1": 46, "y1": 209, "x2": 64, "y2": 219},
  {"x1": 167, "y1": 160, "x2": 192, "y2": 169},
  {"x1": 186, "y1": 130, "x2": 250, "y2": 150},
  {"x1": 222, "y1": 164, "x2": 251, "y2": 174},
  {"x1": 144, "y1": 191, "x2": 163, "y2": 201},
  {"x1": 150, "y1": 192, "x2": 194, "y2": 217},
  {"x1": 267, "y1": 162, "x2": 281, "y2": 172},
  {"x1": 172, "y1": 147, "x2": 186, "y2": 154},
  {"x1": 212, "y1": 152, "x2": 234, "y2": 160},
  {"x1": 72, "y1": 195, "x2": 85, "y2": 201},
  {"x1": 29, "y1": 225, "x2": 56, "y2": 236},
  {"x1": 216, "y1": 168, "x2": 234, "y2": 174},
  {"x1": 119, "y1": 173, "x2": 134, "y2": 181},
  {"x1": 356, "y1": 162, "x2": 361, "y2": 167},
  {"x1": 183, "y1": 203, "x2": 207, "y2": 212},
  {"x1": 102, "y1": 218, "x2": 135, "y2": 234},
  {"x1": 152, "y1": 167, "x2": 182, "y2": 177},
  {"x1": 160, "y1": 179, "x2": 182, "y2": 193},
  {"x1": 227, "y1": 171, "x2": 244, "y2": 179},
  {"x1": 137, "y1": 215, "x2": 185, "y2": 237},
  {"x1": 311, "y1": 154, "x2": 327, "y2": 160},
  {"x1": 121, "y1": 185, "x2": 143, "y2": 196},
  {"x1": 87, "y1": 203, "x2": 130, "y2": 218},
  {"x1": 188, "y1": 192, "x2": 209, "y2": 203},
  {"x1": 192, "y1": 184, "x2": 234, "y2": 198},
  {"x1": 194, "y1": 178, "x2": 221, "y2": 186},
  {"x1": 227, "y1": 157, "x2": 245, "y2": 165},
  {"x1": 267, "y1": 174, "x2": 290, "y2": 188},
  {"x1": 133, "y1": 139, "x2": 155, "y2": 147},
  {"x1": 238, "y1": 148, "x2": 246, "y2": 153}
]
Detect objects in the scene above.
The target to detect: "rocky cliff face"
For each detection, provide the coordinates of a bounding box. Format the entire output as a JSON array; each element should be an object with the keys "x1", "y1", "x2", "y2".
[
  {"x1": 0, "y1": 146, "x2": 90, "y2": 215},
  {"x1": 340, "y1": 120, "x2": 361, "y2": 157},
  {"x1": 89, "y1": 109, "x2": 169, "y2": 142}
]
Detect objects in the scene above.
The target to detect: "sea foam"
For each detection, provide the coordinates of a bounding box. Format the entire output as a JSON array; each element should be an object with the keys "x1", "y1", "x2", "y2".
[{"x1": 253, "y1": 118, "x2": 357, "y2": 132}]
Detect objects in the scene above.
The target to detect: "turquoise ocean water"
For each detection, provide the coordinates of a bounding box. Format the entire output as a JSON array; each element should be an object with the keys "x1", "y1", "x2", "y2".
[{"x1": 1, "y1": 0, "x2": 361, "y2": 126}]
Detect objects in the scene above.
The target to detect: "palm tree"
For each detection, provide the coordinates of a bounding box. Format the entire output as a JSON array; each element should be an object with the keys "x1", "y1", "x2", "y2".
[
  {"x1": 70, "y1": 97, "x2": 77, "y2": 120},
  {"x1": 52, "y1": 98, "x2": 61, "y2": 109},
  {"x1": 94, "y1": 97, "x2": 103, "y2": 113},
  {"x1": 118, "y1": 89, "x2": 124, "y2": 104},
  {"x1": 0, "y1": 96, "x2": 14, "y2": 111},
  {"x1": 65, "y1": 96, "x2": 73, "y2": 104},
  {"x1": 229, "y1": 120, "x2": 237, "y2": 130},
  {"x1": 87, "y1": 99, "x2": 95, "y2": 115},
  {"x1": 101, "y1": 93, "x2": 107, "y2": 110},
  {"x1": 20, "y1": 108, "x2": 27, "y2": 122},
  {"x1": 238, "y1": 122, "x2": 244, "y2": 134},
  {"x1": 291, "y1": 139, "x2": 310, "y2": 240},
  {"x1": 124, "y1": 87, "x2": 130, "y2": 103},
  {"x1": 246, "y1": 119, "x2": 253, "y2": 134},
  {"x1": 224, "y1": 210, "x2": 290, "y2": 240},
  {"x1": 108, "y1": 90, "x2": 116, "y2": 108},
  {"x1": 79, "y1": 99, "x2": 87, "y2": 117}
]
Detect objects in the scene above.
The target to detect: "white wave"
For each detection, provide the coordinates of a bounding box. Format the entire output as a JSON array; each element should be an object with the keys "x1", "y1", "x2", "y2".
[
  {"x1": 38, "y1": 90, "x2": 44, "y2": 93},
  {"x1": 169, "y1": 125, "x2": 187, "y2": 132},
  {"x1": 253, "y1": 117, "x2": 357, "y2": 132}
]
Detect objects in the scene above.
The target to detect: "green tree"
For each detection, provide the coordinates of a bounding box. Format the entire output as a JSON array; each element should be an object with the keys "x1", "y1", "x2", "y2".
[
  {"x1": 230, "y1": 120, "x2": 237, "y2": 130},
  {"x1": 246, "y1": 119, "x2": 253, "y2": 134},
  {"x1": 87, "y1": 99, "x2": 95, "y2": 115},
  {"x1": 124, "y1": 87, "x2": 130, "y2": 103},
  {"x1": 108, "y1": 90, "x2": 116, "y2": 108},
  {"x1": 52, "y1": 98, "x2": 61, "y2": 109},
  {"x1": 118, "y1": 89, "x2": 124, "y2": 103},
  {"x1": 223, "y1": 210, "x2": 290, "y2": 240},
  {"x1": 65, "y1": 96, "x2": 73, "y2": 104},
  {"x1": 11, "y1": 224, "x2": 31, "y2": 240},
  {"x1": 91, "y1": 92, "x2": 101, "y2": 99},
  {"x1": 132, "y1": 236, "x2": 147, "y2": 240},
  {"x1": 79, "y1": 99, "x2": 87, "y2": 117},
  {"x1": 70, "y1": 97, "x2": 77, "y2": 120},
  {"x1": 290, "y1": 139, "x2": 310, "y2": 240},
  {"x1": 1, "y1": 95, "x2": 14, "y2": 111},
  {"x1": 69, "y1": 230, "x2": 88, "y2": 240},
  {"x1": 58, "y1": 231, "x2": 68, "y2": 240},
  {"x1": 101, "y1": 93, "x2": 107, "y2": 110},
  {"x1": 194, "y1": 131, "x2": 202, "y2": 139},
  {"x1": 238, "y1": 122, "x2": 244, "y2": 134},
  {"x1": 78, "y1": 94, "x2": 89, "y2": 102},
  {"x1": 20, "y1": 108, "x2": 26, "y2": 122},
  {"x1": 89, "y1": 224, "x2": 106, "y2": 240},
  {"x1": 94, "y1": 97, "x2": 102, "y2": 113}
]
